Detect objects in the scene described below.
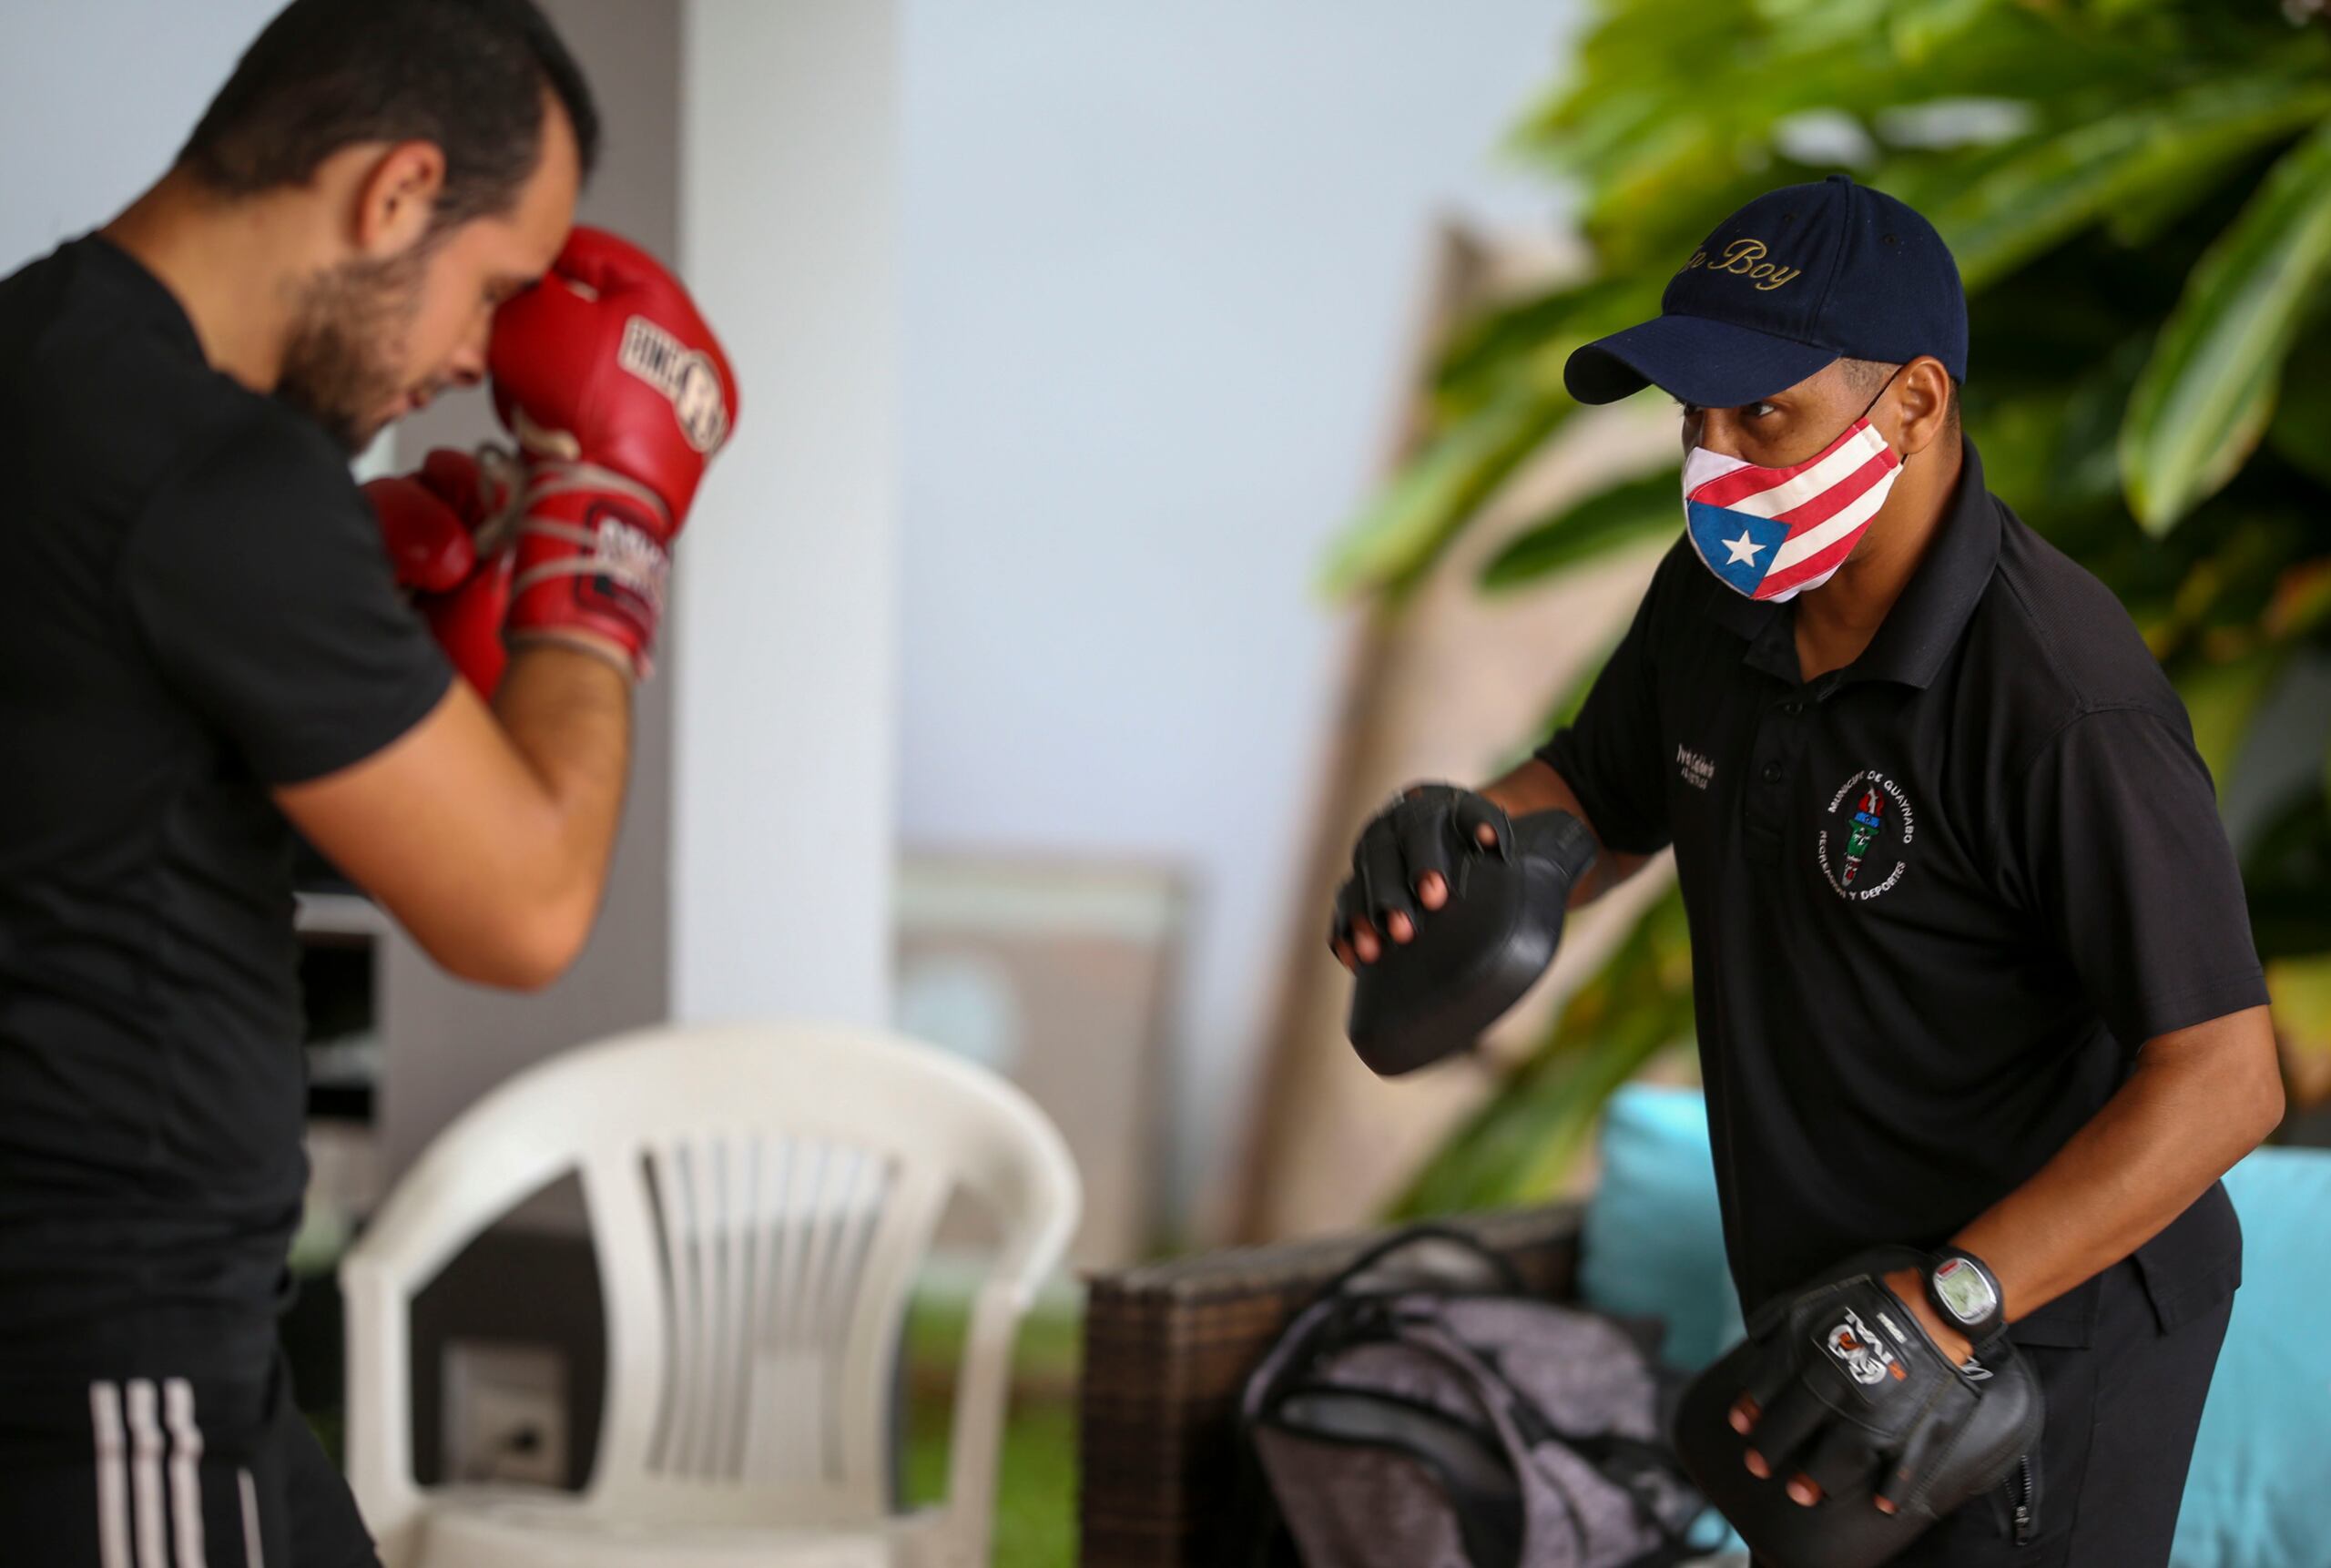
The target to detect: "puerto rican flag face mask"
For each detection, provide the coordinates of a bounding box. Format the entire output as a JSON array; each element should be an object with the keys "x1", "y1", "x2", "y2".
[{"x1": 1681, "y1": 386, "x2": 1907, "y2": 603}]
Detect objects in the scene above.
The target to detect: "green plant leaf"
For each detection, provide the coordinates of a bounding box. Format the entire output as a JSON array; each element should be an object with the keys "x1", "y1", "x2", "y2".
[
  {"x1": 1541, "y1": 626, "x2": 1627, "y2": 737},
  {"x1": 1389, "y1": 888, "x2": 1695, "y2": 1218},
  {"x1": 1387, "y1": 1029, "x2": 1669, "y2": 1219},
  {"x1": 1480, "y1": 469, "x2": 1682, "y2": 591},
  {"x1": 1962, "y1": 336, "x2": 2148, "y2": 514},
  {"x1": 2175, "y1": 647, "x2": 2287, "y2": 790},
  {"x1": 1318, "y1": 384, "x2": 1575, "y2": 599},
  {"x1": 1433, "y1": 277, "x2": 1646, "y2": 414},
  {"x1": 2265, "y1": 319, "x2": 2331, "y2": 488},
  {"x1": 2121, "y1": 120, "x2": 2331, "y2": 533},
  {"x1": 1487, "y1": 621, "x2": 1634, "y2": 778},
  {"x1": 2105, "y1": 136, "x2": 2265, "y2": 250},
  {"x1": 2266, "y1": 951, "x2": 2331, "y2": 1112},
  {"x1": 1929, "y1": 76, "x2": 2331, "y2": 292},
  {"x1": 2264, "y1": 559, "x2": 2331, "y2": 643},
  {"x1": 1888, "y1": 0, "x2": 2004, "y2": 67},
  {"x1": 2240, "y1": 789, "x2": 2331, "y2": 958}
]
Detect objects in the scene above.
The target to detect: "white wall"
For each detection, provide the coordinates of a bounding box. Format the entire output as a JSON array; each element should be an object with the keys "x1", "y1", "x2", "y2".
[
  {"x1": 672, "y1": 0, "x2": 901, "y2": 1025},
  {"x1": 899, "y1": 0, "x2": 1574, "y2": 1207},
  {"x1": 0, "y1": 0, "x2": 283, "y2": 268}
]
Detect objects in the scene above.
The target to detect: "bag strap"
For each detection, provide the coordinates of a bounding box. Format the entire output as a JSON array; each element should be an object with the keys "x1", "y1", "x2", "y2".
[
  {"x1": 1318, "y1": 1222, "x2": 1529, "y2": 1300},
  {"x1": 1233, "y1": 1226, "x2": 1523, "y2": 1567},
  {"x1": 1243, "y1": 1224, "x2": 1526, "y2": 1441},
  {"x1": 1398, "y1": 1319, "x2": 1702, "y2": 1563}
]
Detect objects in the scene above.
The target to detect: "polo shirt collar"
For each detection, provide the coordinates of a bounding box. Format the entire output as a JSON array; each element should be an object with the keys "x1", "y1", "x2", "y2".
[{"x1": 1708, "y1": 435, "x2": 2001, "y2": 691}]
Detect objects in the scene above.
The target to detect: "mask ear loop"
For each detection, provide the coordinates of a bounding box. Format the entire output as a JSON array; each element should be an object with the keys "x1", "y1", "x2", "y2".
[{"x1": 1858, "y1": 362, "x2": 1912, "y2": 469}]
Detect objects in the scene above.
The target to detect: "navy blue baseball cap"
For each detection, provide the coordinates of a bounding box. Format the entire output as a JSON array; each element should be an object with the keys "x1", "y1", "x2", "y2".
[{"x1": 1564, "y1": 174, "x2": 1968, "y2": 409}]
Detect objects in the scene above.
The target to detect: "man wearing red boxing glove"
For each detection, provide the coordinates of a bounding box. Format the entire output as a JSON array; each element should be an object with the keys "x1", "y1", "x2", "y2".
[
  {"x1": 368, "y1": 226, "x2": 737, "y2": 695},
  {"x1": 492, "y1": 224, "x2": 738, "y2": 679},
  {"x1": 368, "y1": 446, "x2": 523, "y2": 694},
  {"x1": 0, "y1": 4, "x2": 735, "y2": 1566}
]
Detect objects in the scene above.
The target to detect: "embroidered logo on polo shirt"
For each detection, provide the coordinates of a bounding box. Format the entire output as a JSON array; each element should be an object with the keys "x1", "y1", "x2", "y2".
[
  {"x1": 1817, "y1": 769, "x2": 1915, "y2": 901},
  {"x1": 1677, "y1": 746, "x2": 1716, "y2": 790}
]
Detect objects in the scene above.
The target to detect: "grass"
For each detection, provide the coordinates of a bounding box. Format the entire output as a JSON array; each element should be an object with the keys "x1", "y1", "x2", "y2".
[
  {"x1": 903, "y1": 1390, "x2": 1078, "y2": 1567},
  {"x1": 901, "y1": 1270, "x2": 1084, "y2": 1568}
]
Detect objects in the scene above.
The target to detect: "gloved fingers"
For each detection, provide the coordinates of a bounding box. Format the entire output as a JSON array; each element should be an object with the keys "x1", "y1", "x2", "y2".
[
  {"x1": 1874, "y1": 1407, "x2": 1951, "y2": 1515},
  {"x1": 1393, "y1": 799, "x2": 1458, "y2": 905},
  {"x1": 1742, "y1": 1379, "x2": 1828, "y2": 1481},
  {"x1": 1450, "y1": 791, "x2": 1512, "y2": 856},
  {"x1": 1328, "y1": 877, "x2": 1365, "y2": 951},
  {"x1": 1356, "y1": 821, "x2": 1418, "y2": 935},
  {"x1": 1797, "y1": 1415, "x2": 1880, "y2": 1502},
  {"x1": 367, "y1": 475, "x2": 481, "y2": 594},
  {"x1": 1737, "y1": 1329, "x2": 1802, "y2": 1420}
]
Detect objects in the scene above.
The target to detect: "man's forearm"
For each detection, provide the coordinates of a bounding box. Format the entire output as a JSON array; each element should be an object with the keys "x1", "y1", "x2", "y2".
[
  {"x1": 1952, "y1": 1005, "x2": 2282, "y2": 1325},
  {"x1": 1480, "y1": 757, "x2": 1647, "y2": 906},
  {"x1": 492, "y1": 638, "x2": 634, "y2": 929}
]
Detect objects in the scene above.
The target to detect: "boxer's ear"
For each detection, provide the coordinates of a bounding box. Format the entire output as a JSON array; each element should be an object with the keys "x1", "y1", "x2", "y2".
[{"x1": 350, "y1": 139, "x2": 447, "y2": 260}]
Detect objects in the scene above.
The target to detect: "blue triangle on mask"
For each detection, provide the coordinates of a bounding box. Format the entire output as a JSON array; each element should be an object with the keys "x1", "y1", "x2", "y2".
[{"x1": 1687, "y1": 502, "x2": 1793, "y2": 596}]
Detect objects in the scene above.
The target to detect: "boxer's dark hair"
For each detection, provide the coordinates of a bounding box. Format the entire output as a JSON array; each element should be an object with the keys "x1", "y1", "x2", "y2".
[{"x1": 178, "y1": 0, "x2": 600, "y2": 231}]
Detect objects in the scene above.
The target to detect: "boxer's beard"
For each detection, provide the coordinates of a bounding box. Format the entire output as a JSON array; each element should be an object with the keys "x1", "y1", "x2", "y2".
[{"x1": 276, "y1": 245, "x2": 432, "y2": 455}]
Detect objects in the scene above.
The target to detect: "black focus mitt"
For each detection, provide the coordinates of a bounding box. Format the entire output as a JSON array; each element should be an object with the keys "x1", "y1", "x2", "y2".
[
  {"x1": 1672, "y1": 1247, "x2": 2044, "y2": 1568},
  {"x1": 1337, "y1": 785, "x2": 1595, "y2": 1076}
]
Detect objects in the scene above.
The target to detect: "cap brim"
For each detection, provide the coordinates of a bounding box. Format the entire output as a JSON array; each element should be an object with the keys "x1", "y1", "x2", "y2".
[{"x1": 1563, "y1": 313, "x2": 1840, "y2": 408}]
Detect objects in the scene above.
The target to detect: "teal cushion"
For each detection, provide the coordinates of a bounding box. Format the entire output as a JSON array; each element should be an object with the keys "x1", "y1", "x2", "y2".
[
  {"x1": 1578, "y1": 1083, "x2": 1746, "y2": 1371},
  {"x1": 2171, "y1": 1146, "x2": 2331, "y2": 1568}
]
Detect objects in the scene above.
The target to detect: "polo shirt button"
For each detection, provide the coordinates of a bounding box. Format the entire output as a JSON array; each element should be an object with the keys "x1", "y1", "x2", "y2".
[
  {"x1": 1761, "y1": 761, "x2": 1784, "y2": 784},
  {"x1": 1781, "y1": 700, "x2": 1802, "y2": 715}
]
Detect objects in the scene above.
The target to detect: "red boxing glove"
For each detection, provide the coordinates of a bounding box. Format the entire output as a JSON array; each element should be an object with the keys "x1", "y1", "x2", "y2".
[
  {"x1": 488, "y1": 226, "x2": 738, "y2": 677},
  {"x1": 365, "y1": 448, "x2": 520, "y2": 697}
]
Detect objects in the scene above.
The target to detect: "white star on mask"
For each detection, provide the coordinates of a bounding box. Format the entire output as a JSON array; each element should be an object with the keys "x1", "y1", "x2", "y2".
[{"x1": 1723, "y1": 530, "x2": 1766, "y2": 565}]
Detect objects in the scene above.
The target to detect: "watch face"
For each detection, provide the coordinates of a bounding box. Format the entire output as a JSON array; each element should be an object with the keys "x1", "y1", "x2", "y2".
[{"x1": 1933, "y1": 1257, "x2": 1998, "y2": 1326}]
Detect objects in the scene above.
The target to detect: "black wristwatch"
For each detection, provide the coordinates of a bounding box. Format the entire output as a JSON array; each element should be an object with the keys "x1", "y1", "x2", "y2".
[{"x1": 1925, "y1": 1247, "x2": 2006, "y2": 1349}]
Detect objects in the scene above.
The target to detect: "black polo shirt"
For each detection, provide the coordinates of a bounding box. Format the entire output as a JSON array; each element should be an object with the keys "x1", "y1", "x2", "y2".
[
  {"x1": 1541, "y1": 438, "x2": 2266, "y2": 1347},
  {"x1": 0, "y1": 234, "x2": 450, "y2": 1375}
]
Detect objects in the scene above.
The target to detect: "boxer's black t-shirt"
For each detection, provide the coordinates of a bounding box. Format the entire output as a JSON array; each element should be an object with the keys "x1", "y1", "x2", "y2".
[
  {"x1": 1542, "y1": 438, "x2": 2266, "y2": 1347},
  {"x1": 0, "y1": 235, "x2": 449, "y2": 1370}
]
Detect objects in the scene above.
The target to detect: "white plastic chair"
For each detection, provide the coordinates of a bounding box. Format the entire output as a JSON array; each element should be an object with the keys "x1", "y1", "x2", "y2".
[{"x1": 341, "y1": 1021, "x2": 1081, "y2": 1568}]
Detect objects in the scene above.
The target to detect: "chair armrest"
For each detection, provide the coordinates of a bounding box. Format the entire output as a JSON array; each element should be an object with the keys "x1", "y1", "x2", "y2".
[
  {"x1": 1076, "y1": 1204, "x2": 1583, "y2": 1567},
  {"x1": 336, "y1": 1075, "x2": 590, "y2": 1558},
  {"x1": 923, "y1": 1277, "x2": 1023, "y2": 1568},
  {"x1": 342, "y1": 1252, "x2": 426, "y2": 1563},
  {"x1": 343, "y1": 1103, "x2": 586, "y2": 1296}
]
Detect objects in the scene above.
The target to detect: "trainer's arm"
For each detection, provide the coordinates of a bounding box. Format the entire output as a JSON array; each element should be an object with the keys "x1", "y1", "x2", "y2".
[
  {"x1": 1480, "y1": 757, "x2": 1652, "y2": 907},
  {"x1": 1937, "y1": 1007, "x2": 2280, "y2": 1344},
  {"x1": 275, "y1": 642, "x2": 631, "y2": 990},
  {"x1": 1904, "y1": 707, "x2": 2285, "y2": 1358}
]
